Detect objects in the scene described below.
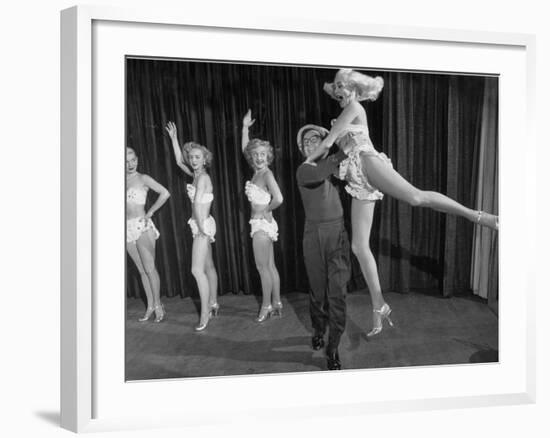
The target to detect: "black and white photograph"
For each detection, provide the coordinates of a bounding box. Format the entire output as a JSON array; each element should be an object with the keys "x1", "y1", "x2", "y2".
[{"x1": 125, "y1": 58, "x2": 499, "y2": 380}]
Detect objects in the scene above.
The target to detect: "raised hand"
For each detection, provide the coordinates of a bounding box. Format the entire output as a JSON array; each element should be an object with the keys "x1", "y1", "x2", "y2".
[
  {"x1": 165, "y1": 121, "x2": 177, "y2": 139},
  {"x1": 165, "y1": 121, "x2": 193, "y2": 176},
  {"x1": 242, "y1": 109, "x2": 256, "y2": 128}
]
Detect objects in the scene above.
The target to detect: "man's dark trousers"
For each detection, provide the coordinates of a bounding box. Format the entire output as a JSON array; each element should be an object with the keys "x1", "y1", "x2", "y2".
[{"x1": 303, "y1": 218, "x2": 350, "y2": 353}]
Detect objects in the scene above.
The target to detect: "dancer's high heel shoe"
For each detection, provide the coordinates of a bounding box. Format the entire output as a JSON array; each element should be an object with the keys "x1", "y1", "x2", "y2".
[
  {"x1": 256, "y1": 304, "x2": 273, "y2": 323},
  {"x1": 367, "y1": 303, "x2": 394, "y2": 337},
  {"x1": 138, "y1": 307, "x2": 154, "y2": 322},
  {"x1": 209, "y1": 302, "x2": 220, "y2": 317},
  {"x1": 194, "y1": 314, "x2": 210, "y2": 332},
  {"x1": 476, "y1": 211, "x2": 499, "y2": 231},
  {"x1": 272, "y1": 301, "x2": 283, "y2": 317},
  {"x1": 153, "y1": 304, "x2": 166, "y2": 323}
]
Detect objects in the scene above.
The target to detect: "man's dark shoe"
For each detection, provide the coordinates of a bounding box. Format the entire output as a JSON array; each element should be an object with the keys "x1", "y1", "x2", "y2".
[
  {"x1": 311, "y1": 335, "x2": 325, "y2": 351},
  {"x1": 326, "y1": 350, "x2": 341, "y2": 371}
]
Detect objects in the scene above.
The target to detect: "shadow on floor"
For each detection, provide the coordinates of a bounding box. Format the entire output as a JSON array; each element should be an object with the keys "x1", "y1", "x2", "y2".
[{"x1": 34, "y1": 411, "x2": 59, "y2": 427}]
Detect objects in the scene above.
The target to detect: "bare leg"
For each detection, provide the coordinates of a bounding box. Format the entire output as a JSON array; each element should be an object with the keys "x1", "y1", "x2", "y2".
[
  {"x1": 205, "y1": 243, "x2": 218, "y2": 306},
  {"x1": 126, "y1": 241, "x2": 154, "y2": 316},
  {"x1": 252, "y1": 231, "x2": 274, "y2": 320},
  {"x1": 268, "y1": 242, "x2": 281, "y2": 305},
  {"x1": 350, "y1": 199, "x2": 391, "y2": 335},
  {"x1": 191, "y1": 235, "x2": 211, "y2": 327},
  {"x1": 136, "y1": 229, "x2": 163, "y2": 320},
  {"x1": 351, "y1": 199, "x2": 384, "y2": 308},
  {"x1": 135, "y1": 230, "x2": 160, "y2": 304},
  {"x1": 363, "y1": 155, "x2": 498, "y2": 229}
]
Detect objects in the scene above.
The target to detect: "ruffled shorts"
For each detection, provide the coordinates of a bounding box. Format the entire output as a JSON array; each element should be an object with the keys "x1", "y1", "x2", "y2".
[
  {"x1": 249, "y1": 218, "x2": 279, "y2": 241},
  {"x1": 126, "y1": 217, "x2": 160, "y2": 244},
  {"x1": 340, "y1": 146, "x2": 393, "y2": 202},
  {"x1": 188, "y1": 216, "x2": 216, "y2": 242}
]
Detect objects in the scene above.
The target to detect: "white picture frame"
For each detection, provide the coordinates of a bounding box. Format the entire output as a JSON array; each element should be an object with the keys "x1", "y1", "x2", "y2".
[{"x1": 60, "y1": 4, "x2": 536, "y2": 433}]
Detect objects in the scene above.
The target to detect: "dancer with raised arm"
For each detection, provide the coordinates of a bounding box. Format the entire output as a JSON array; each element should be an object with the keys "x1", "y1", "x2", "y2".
[
  {"x1": 296, "y1": 124, "x2": 352, "y2": 371},
  {"x1": 126, "y1": 147, "x2": 170, "y2": 323},
  {"x1": 307, "y1": 68, "x2": 499, "y2": 337},
  {"x1": 165, "y1": 122, "x2": 219, "y2": 332},
  {"x1": 241, "y1": 110, "x2": 284, "y2": 322}
]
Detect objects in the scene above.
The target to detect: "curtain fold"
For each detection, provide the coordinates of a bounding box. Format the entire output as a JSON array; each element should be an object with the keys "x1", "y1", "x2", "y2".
[
  {"x1": 126, "y1": 59, "x2": 498, "y2": 301},
  {"x1": 471, "y1": 78, "x2": 499, "y2": 312},
  {"x1": 443, "y1": 76, "x2": 485, "y2": 296}
]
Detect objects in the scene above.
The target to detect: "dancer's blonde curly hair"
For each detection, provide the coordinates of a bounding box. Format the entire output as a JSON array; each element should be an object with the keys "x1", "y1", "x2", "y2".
[
  {"x1": 324, "y1": 68, "x2": 384, "y2": 102},
  {"x1": 243, "y1": 138, "x2": 274, "y2": 168},
  {"x1": 183, "y1": 142, "x2": 213, "y2": 168}
]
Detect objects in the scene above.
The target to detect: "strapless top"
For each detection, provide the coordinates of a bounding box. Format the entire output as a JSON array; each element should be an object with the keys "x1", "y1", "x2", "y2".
[
  {"x1": 335, "y1": 124, "x2": 375, "y2": 150},
  {"x1": 126, "y1": 186, "x2": 147, "y2": 205},
  {"x1": 187, "y1": 184, "x2": 214, "y2": 204},
  {"x1": 245, "y1": 181, "x2": 271, "y2": 205}
]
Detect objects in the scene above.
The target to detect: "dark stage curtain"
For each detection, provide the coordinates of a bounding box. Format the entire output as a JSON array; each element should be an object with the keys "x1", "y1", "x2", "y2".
[{"x1": 126, "y1": 59, "x2": 498, "y2": 300}]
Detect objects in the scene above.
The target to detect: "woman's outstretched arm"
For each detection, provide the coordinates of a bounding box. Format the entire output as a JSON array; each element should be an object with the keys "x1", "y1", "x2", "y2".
[
  {"x1": 241, "y1": 109, "x2": 255, "y2": 152},
  {"x1": 305, "y1": 101, "x2": 362, "y2": 163},
  {"x1": 165, "y1": 121, "x2": 193, "y2": 177}
]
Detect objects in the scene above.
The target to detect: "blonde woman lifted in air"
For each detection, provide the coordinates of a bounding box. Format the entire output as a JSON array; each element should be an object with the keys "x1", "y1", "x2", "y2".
[{"x1": 306, "y1": 68, "x2": 498, "y2": 337}]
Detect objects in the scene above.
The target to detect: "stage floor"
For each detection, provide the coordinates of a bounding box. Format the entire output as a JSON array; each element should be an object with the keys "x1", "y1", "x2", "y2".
[{"x1": 125, "y1": 290, "x2": 498, "y2": 380}]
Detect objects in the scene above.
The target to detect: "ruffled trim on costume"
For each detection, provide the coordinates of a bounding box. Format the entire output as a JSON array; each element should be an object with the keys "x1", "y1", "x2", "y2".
[
  {"x1": 249, "y1": 218, "x2": 279, "y2": 241},
  {"x1": 339, "y1": 145, "x2": 392, "y2": 201},
  {"x1": 344, "y1": 184, "x2": 384, "y2": 201},
  {"x1": 187, "y1": 216, "x2": 216, "y2": 242},
  {"x1": 335, "y1": 124, "x2": 370, "y2": 143},
  {"x1": 245, "y1": 181, "x2": 271, "y2": 205},
  {"x1": 126, "y1": 217, "x2": 160, "y2": 243},
  {"x1": 186, "y1": 184, "x2": 214, "y2": 204}
]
